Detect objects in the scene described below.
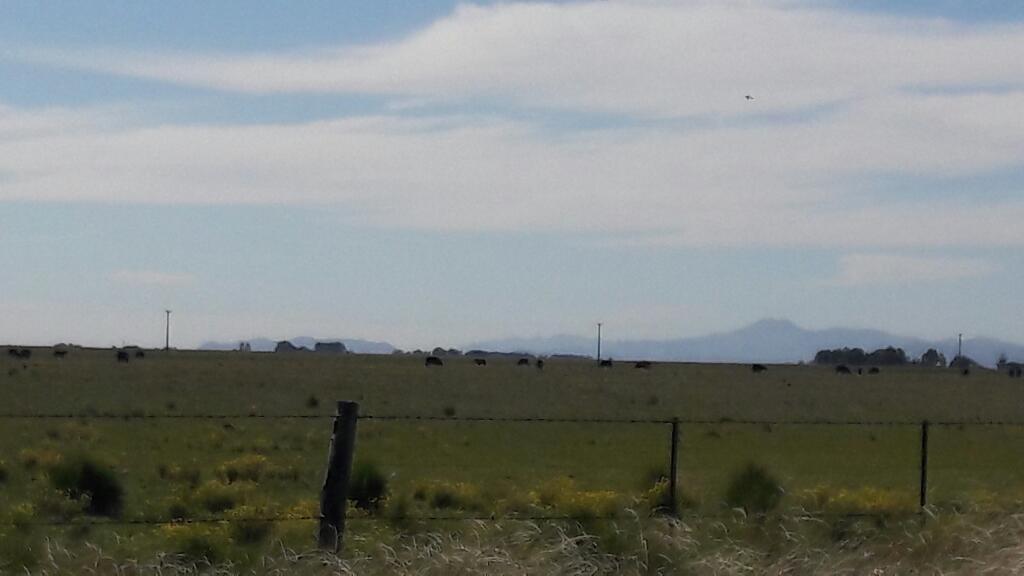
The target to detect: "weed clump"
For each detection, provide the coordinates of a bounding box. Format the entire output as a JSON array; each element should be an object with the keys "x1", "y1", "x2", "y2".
[
  {"x1": 217, "y1": 454, "x2": 269, "y2": 483},
  {"x1": 160, "y1": 524, "x2": 231, "y2": 563},
  {"x1": 725, "y1": 462, "x2": 782, "y2": 515},
  {"x1": 194, "y1": 480, "x2": 251, "y2": 513},
  {"x1": 49, "y1": 455, "x2": 123, "y2": 517},
  {"x1": 349, "y1": 461, "x2": 388, "y2": 512}
]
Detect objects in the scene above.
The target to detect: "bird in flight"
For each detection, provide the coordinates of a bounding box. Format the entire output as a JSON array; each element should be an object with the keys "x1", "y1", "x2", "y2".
[{"x1": 745, "y1": 95, "x2": 755, "y2": 101}]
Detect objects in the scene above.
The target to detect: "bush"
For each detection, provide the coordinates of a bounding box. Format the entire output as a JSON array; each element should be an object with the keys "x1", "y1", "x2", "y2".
[
  {"x1": 349, "y1": 461, "x2": 388, "y2": 512},
  {"x1": 217, "y1": 454, "x2": 269, "y2": 483},
  {"x1": 725, "y1": 462, "x2": 782, "y2": 515},
  {"x1": 193, "y1": 480, "x2": 252, "y2": 513},
  {"x1": 49, "y1": 455, "x2": 123, "y2": 517},
  {"x1": 160, "y1": 524, "x2": 231, "y2": 563}
]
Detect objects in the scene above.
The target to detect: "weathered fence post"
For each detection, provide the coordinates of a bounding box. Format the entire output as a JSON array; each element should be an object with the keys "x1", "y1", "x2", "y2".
[
  {"x1": 919, "y1": 420, "x2": 930, "y2": 509},
  {"x1": 319, "y1": 401, "x2": 359, "y2": 552},
  {"x1": 668, "y1": 418, "x2": 680, "y2": 516}
]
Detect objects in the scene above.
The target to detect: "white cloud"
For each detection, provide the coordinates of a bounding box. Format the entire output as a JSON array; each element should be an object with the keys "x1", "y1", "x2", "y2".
[
  {"x1": 23, "y1": 1, "x2": 1024, "y2": 118},
  {"x1": 829, "y1": 254, "x2": 995, "y2": 286},
  {"x1": 1, "y1": 101, "x2": 1024, "y2": 247},
  {"x1": 110, "y1": 270, "x2": 196, "y2": 287},
  {"x1": 3, "y1": 1, "x2": 1024, "y2": 248}
]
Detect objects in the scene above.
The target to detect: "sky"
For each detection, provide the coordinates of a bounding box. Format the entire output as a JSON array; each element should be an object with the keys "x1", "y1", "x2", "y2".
[{"x1": 1, "y1": 0, "x2": 1022, "y2": 350}]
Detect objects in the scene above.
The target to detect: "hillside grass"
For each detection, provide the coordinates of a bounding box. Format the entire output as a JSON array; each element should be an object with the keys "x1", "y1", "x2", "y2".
[{"x1": 2, "y1": 348, "x2": 1024, "y2": 569}]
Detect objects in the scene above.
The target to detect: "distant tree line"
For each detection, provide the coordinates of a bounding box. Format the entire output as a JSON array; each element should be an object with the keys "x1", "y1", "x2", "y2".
[{"x1": 813, "y1": 346, "x2": 908, "y2": 366}]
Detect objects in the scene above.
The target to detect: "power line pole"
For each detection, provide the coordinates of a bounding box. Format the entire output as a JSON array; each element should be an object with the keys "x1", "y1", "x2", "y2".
[
  {"x1": 165, "y1": 310, "x2": 172, "y2": 351},
  {"x1": 957, "y1": 333, "x2": 963, "y2": 358},
  {"x1": 596, "y1": 322, "x2": 602, "y2": 362}
]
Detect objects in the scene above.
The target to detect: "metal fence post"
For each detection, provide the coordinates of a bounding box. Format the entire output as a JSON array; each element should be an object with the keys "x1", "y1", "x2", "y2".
[
  {"x1": 919, "y1": 420, "x2": 930, "y2": 509},
  {"x1": 319, "y1": 401, "x2": 359, "y2": 552},
  {"x1": 669, "y1": 418, "x2": 680, "y2": 516}
]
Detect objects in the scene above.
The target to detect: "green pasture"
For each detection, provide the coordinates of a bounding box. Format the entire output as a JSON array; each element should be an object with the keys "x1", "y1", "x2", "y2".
[{"x1": 2, "y1": 347, "x2": 1024, "y2": 565}]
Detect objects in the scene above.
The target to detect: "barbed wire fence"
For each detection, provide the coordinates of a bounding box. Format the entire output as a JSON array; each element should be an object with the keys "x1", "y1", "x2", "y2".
[{"x1": 2, "y1": 404, "x2": 1023, "y2": 550}]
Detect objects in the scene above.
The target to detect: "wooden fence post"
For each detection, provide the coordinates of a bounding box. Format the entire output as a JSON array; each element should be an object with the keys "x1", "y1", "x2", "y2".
[
  {"x1": 669, "y1": 418, "x2": 680, "y2": 516},
  {"x1": 919, "y1": 420, "x2": 930, "y2": 509},
  {"x1": 319, "y1": 401, "x2": 359, "y2": 552}
]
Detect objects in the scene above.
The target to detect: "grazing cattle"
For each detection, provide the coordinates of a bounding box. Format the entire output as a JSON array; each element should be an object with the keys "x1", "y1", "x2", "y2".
[
  {"x1": 868, "y1": 367, "x2": 880, "y2": 375},
  {"x1": 517, "y1": 358, "x2": 530, "y2": 366},
  {"x1": 835, "y1": 365, "x2": 851, "y2": 375},
  {"x1": 53, "y1": 349, "x2": 67, "y2": 359},
  {"x1": 635, "y1": 361, "x2": 652, "y2": 369},
  {"x1": 7, "y1": 348, "x2": 19, "y2": 358},
  {"x1": 424, "y1": 355, "x2": 443, "y2": 367},
  {"x1": 536, "y1": 359, "x2": 545, "y2": 370},
  {"x1": 600, "y1": 359, "x2": 613, "y2": 368},
  {"x1": 135, "y1": 350, "x2": 146, "y2": 359},
  {"x1": 751, "y1": 363, "x2": 767, "y2": 373},
  {"x1": 473, "y1": 358, "x2": 487, "y2": 366},
  {"x1": 116, "y1": 351, "x2": 130, "y2": 363}
]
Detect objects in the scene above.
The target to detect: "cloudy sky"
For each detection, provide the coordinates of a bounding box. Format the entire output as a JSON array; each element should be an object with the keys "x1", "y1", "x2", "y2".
[{"x1": 1, "y1": 0, "x2": 1022, "y2": 349}]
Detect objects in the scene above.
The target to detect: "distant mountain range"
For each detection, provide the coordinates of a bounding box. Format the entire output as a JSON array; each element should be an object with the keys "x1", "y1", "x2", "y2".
[
  {"x1": 465, "y1": 319, "x2": 1024, "y2": 367},
  {"x1": 199, "y1": 320, "x2": 1024, "y2": 366},
  {"x1": 199, "y1": 337, "x2": 395, "y2": 355}
]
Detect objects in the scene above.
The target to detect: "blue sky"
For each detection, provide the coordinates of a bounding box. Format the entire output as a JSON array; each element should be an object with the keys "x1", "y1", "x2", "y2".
[{"x1": 1, "y1": 1, "x2": 1023, "y2": 350}]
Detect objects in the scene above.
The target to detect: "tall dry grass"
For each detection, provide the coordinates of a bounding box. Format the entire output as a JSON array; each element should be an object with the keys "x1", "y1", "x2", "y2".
[{"x1": 14, "y1": 510, "x2": 1024, "y2": 575}]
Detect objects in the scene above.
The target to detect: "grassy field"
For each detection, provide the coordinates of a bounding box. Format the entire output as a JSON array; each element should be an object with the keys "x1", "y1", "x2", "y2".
[{"x1": 2, "y1": 347, "x2": 1024, "y2": 571}]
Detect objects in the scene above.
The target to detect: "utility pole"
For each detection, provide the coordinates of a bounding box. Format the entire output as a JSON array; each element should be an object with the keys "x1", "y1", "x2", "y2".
[
  {"x1": 596, "y1": 322, "x2": 602, "y2": 362},
  {"x1": 958, "y1": 333, "x2": 963, "y2": 358},
  {"x1": 165, "y1": 310, "x2": 172, "y2": 351}
]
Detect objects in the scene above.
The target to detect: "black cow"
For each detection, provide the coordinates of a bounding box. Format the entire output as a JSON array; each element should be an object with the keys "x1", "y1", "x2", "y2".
[
  {"x1": 135, "y1": 350, "x2": 146, "y2": 359},
  {"x1": 7, "y1": 349, "x2": 19, "y2": 358},
  {"x1": 473, "y1": 358, "x2": 487, "y2": 366},
  {"x1": 634, "y1": 361, "x2": 652, "y2": 369},
  {"x1": 517, "y1": 358, "x2": 530, "y2": 366},
  {"x1": 424, "y1": 355, "x2": 443, "y2": 367},
  {"x1": 600, "y1": 359, "x2": 613, "y2": 368},
  {"x1": 751, "y1": 363, "x2": 767, "y2": 373},
  {"x1": 835, "y1": 365, "x2": 851, "y2": 375},
  {"x1": 536, "y1": 359, "x2": 545, "y2": 370},
  {"x1": 116, "y1": 351, "x2": 130, "y2": 363},
  {"x1": 868, "y1": 367, "x2": 880, "y2": 375}
]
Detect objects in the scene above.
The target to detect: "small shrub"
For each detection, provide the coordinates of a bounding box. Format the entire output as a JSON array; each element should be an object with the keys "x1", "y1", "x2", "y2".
[
  {"x1": 160, "y1": 524, "x2": 231, "y2": 563},
  {"x1": 193, "y1": 480, "x2": 250, "y2": 513},
  {"x1": 217, "y1": 454, "x2": 269, "y2": 484},
  {"x1": 226, "y1": 506, "x2": 273, "y2": 544},
  {"x1": 443, "y1": 405, "x2": 456, "y2": 417},
  {"x1": 725, "y1": 462, "x2": 782, "y2": 515},
  {"x1": 305, "y1": 395, "x2": 320, "y2": 409},
  {"x1": 18, "y1": 448, "x2": 62, "y2": 470},
  {"x1": 349, "y1": 461, "x2": 388, "y2": 512},
  {"x1": 167, "y1": 501, "x2": 191, "y2": 520},
  {"x1": 387, "y1": 492, "x2": 412, "y2": 528},
  {"x1": 158, "y1": 463, "x2": 201, "y2": 487},
  {"x1": 49, "y1": 455, "x2": 123, "y2": 517}
]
